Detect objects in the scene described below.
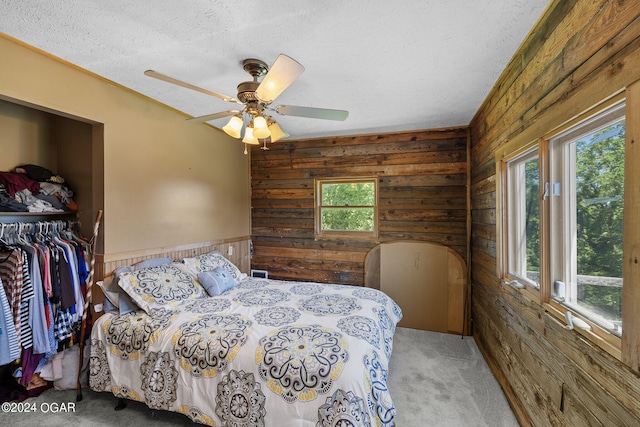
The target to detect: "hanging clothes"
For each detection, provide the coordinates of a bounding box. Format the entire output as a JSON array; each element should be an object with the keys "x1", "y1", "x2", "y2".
[
  {"x1": 0, "y1": 248, "x2": 33, "y2": 350},
  {"x1": 0, "y1": 277, "x2": 20, "y2": 364},
  {"x1": 22, "y1": 244, "x2": 50, "y2": 354},
  {"x1": 0, "y1": 218, "x2": 91, "y2": 380}
]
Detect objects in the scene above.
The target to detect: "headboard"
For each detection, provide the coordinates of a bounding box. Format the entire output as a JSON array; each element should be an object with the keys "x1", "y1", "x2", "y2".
[{"x1": 364, "y1": 240, "x2": 467, "y2": 335}]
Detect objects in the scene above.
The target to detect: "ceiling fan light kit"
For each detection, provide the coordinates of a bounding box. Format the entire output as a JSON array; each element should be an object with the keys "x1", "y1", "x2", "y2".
[
  {"x1": 241, "y1": 124, "x2": 260, "y2": 145},
  {"x1": 252, "y1": 115, "x2": 270, "y2": 139},
  {"x1": 267, "y1": 118, "x2": 289, "y2": 142},
  {"x1": 145, "y1": 54, "x2": 348, "y2": 151},
  {"x1": 222, "y1": 114, "x2": 243, "y2": 139}
]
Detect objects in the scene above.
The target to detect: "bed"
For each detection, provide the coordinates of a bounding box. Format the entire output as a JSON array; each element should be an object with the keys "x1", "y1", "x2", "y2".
[{"x1": 89, "y1": 251, "x2": 402, "y2": 426}]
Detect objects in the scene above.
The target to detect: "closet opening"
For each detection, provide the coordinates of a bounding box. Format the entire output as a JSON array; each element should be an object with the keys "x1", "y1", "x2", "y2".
[{"x1": 0, "y1": 95, "x2": 104, "y2": 254}]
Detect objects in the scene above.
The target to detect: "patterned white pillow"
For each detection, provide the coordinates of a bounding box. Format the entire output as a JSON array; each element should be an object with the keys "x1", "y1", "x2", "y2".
[
  {"x1": 182, "y1": 251, "x2": 246, "y2": 281},
  {"x1": 117, "y1": 262, "x2": 206, "y2": 313}
]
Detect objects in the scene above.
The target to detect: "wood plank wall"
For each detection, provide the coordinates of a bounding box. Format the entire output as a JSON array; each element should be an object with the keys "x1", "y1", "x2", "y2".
[
  {"x1": 250, "y1": 128, "x2": 468, "y2": 286},
  {"x1": 469, "y1": 1, "x2": 640, "y2": 425}
]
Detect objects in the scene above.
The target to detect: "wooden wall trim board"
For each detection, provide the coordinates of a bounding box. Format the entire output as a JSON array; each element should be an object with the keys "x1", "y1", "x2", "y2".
[
  {"x1": 99, "y1": 235, "x2": 250, "y2": 263},
  {"x1": 470, "y1": 0, "x2": 640, "y2": 425},
  {"x1": 623, "y1": 79, "x2": 640, "y2": 371},
  {"x1": 91, "y1": 237, "x2": 250, "y2": 321},
  {"x1": 465, "y1": 127, "x2": 472, "y2": 335},
  {"x1": 96, "y1": 237, "x2": 251, "y2": 277}
]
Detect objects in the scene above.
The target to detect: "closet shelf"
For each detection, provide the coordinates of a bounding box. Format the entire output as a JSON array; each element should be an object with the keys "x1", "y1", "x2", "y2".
[{"x1": 0, "y1": 211, "x2": 79, "y2": 223}]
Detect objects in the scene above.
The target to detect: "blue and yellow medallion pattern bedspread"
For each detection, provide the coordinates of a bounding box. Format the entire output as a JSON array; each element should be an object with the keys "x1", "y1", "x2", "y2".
[{"x1": 90, "y1": 271, "x2": 402, "y2": 426}]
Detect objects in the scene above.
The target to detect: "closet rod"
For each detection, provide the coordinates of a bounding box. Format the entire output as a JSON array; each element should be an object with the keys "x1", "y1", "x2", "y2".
[{"x1": 0, "y1": 219, "x2": 80, "y2": 240}]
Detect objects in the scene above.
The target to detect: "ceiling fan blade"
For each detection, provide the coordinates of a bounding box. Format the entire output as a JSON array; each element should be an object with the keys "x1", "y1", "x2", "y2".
[
  {"x1": 255, "y1": 54, "x2": 305, "y2": 104},
  {"x1": 144, "y1": 70, "x2": 241, "y2": 104},
  {"x1": 187, "y1": 110, "x2": 241, "y2": 123},
  {"x1": 275, "y1": 105, "x2": 349, "y2": 121}
]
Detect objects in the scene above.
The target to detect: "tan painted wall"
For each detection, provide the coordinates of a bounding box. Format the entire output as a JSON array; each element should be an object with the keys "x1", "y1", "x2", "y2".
[
  {"x1": 0, "y1": 100, "x2": 56, "y2": 171},
  {"x1": 0, "y1": 35, "x2": 251, "y2": 255}
]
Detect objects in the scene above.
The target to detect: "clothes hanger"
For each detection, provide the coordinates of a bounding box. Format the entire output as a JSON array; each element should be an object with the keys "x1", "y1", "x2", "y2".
[
  {"x1": 0, "y1": 224, "x2": 17, "y2": 260},
  {"x1": 16, "y1": 222, "x2": 29, "y2": 245},
  {"x1": 0, "y1": 224, "x2": 9, "y2": 249}
]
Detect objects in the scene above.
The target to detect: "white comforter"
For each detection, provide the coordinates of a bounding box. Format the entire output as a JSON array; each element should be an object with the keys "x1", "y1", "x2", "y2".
[{"x1": 90, "y1": 277, "x2": 402, "y2": 426}]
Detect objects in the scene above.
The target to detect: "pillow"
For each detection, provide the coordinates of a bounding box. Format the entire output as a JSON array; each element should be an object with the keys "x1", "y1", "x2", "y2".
[
  {"x1": 117, "y1": 262, "x2": 206, "y2": 313},
  {"x1": 134, "y1": 257, "x2": 172, "y2": 270},
  {"x1": 99, "y1": 269, "x2": 142, "y2": 315},
  {"x1": 97, "y1": 278, "x2": 119, "y2": 307},
  {"x1": 113, "y1": 265, "x2": 134, "y2": 276},
  {"x1": 101, "y1": 297, "x2": 118, "y2": 314},
  {"x1": 96, "y1": 280, "x2": 118, "y2": 314},
  {"x1": 198, "y1": 267, "x2": 237, "y2": 296},
  {"x1": 183, "y1": 250, "x2": 246, "y2": 282},
  {"x1": 117, "y1": 290, "x2": 142, "y2": 315}
]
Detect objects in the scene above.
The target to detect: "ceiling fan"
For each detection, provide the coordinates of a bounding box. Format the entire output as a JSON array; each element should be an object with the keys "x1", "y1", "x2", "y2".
[{"x1": 144, "y1": 54, "x2": 348, "y2": 149}]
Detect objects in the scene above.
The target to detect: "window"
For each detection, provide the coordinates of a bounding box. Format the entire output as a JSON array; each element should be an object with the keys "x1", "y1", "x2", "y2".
[
  {"x1": 497, "y1": 95, "x2": 629, "y2": 357},
  {"x1": 549, "y1": 102, "x2": 625, "y2": 336},
  {"x1": 504, "y1": 147, "x2": 541, "y2": 290},
  {"x1": 315, "y1": 177, "x2": 378, "y2": 238}
]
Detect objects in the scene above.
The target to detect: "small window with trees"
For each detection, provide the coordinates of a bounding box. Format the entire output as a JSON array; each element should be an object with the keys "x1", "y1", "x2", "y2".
[{"x1": 315, "y1": 177, "x2": 378, "y2": 238}]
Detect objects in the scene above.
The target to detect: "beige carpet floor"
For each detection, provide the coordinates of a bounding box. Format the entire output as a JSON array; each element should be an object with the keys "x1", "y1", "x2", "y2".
[
  {"x1": 388, "y1": 327, "x2": 519, "y2": 427},
  {"x1": 4, "y1": 327, "x2": 518, "y2": 426}
]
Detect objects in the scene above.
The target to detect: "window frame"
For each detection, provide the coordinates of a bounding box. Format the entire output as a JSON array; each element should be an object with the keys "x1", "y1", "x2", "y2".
[
  {"x1": 496, "y1": 139, "x2": 542, "y2": 301},
  {"x1": 507, "y1": 147, "x2": 541, "y2": 290},
  {"x1": 543, "y1": 97, "x2": 626, "y2": 355},
  {"x1": 496, "y1": 91, "x2": 634, "y2": 361},
  {"x1": 314, "y1": 177, "x2": 379, "y2": 240}
]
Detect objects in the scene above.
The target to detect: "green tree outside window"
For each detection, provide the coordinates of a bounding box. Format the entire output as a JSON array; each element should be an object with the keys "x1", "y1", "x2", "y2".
[{"x1": 319, "y1": 181, "x2": 376, "y2": 232}]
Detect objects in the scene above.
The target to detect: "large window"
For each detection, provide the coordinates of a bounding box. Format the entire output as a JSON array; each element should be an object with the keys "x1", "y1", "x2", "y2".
[
  {"x1": 497, "y1": 96, "x2": 629, "y2": 357},
  {"x1": 549, "y1": 102, "x2": 625, "y2": 336},
  {"x1": 315, "y1": 177, "x2": 378, "y2": 238}
]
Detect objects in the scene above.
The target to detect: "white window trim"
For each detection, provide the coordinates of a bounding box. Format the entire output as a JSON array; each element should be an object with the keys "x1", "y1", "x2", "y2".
[
  {"x1": 495, "y1": 86, "x2": 640, "y2": 368},
  {"x1": 506, "y1": 149, "x2": 540, "y2": 289},
  {"x1": 547, "y1": 100, "x2": 626, "y2": 341},
  {"x1": 496, "y1": 139, "x2": 541, "y2": 299}
]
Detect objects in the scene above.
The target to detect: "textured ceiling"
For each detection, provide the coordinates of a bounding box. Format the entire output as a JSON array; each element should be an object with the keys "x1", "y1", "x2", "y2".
[{"x1": 0, "y1": 0, "x2": 549, "y2": 139}]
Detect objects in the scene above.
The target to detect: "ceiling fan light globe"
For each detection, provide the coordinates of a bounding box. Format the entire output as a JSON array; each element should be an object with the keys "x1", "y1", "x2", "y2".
[
  {"x1": 268, "y1": 121, "x2": 289, "y2": 142},
  {"x1": 242, "y1": 127, "x2": 260, "y2": 145},
  {"x1": 253, "y1": 128, "x2": 271, "y2": 139},
  {"x1": 253, "y1": 116, "x2": 270, "y2": 139},
  {"x1": 223, "y1": 126, "x2": 242, "y2": 139},
  {"x1": 223, "y1": 115, "x2": 243, "y2": 139}
]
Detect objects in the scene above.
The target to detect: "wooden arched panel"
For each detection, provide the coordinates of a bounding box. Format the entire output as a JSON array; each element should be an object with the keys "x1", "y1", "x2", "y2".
[{"x1": 364, "y1": 241, "x2": 467, "y2": 335}]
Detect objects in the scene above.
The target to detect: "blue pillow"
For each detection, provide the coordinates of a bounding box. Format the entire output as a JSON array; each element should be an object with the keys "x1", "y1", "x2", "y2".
[
  {"x1": 198, "y1": 267, "x2": 237, "y2": 296},
  {"x1": 110, "y1": 265, "x2": 142, "y2": 314},
  {"x1": 117, "y1": 289, "x2": 142, "y2": 314},
  {"x1": 113, "y1": 265, "x2": 134, "y2": 276},
  {"x1": 134, "y1": 257, "x2": 172, "y2": 270}
]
